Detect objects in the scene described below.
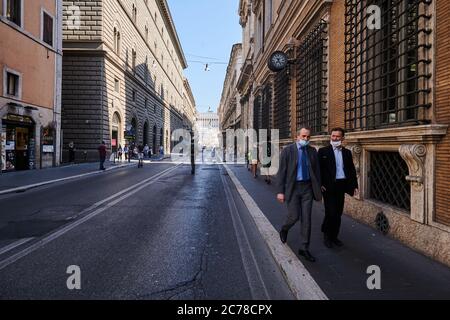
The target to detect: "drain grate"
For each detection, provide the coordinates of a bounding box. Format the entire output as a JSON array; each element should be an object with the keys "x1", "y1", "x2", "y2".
[{"x1": 375, "y1": 212, "x2": 390, "y2": 235}]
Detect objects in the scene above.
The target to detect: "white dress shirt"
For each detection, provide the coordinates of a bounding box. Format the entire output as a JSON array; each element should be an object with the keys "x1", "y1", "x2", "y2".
[{"x1": 334, "y1": 146, "x2": 346, "y2": 179}]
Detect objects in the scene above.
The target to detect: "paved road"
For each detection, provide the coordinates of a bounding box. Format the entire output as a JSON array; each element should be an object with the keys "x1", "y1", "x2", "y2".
[{"x1": 0, "y1": 163, "x2": 294, "y2": 300}]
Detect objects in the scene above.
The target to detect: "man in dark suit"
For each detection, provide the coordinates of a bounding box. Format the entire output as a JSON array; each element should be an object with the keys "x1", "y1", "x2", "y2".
[
  {"x1": 318, "y1": 128, "x2": 358, "y2": 248},
  {"x1": 276, "y1": 128, "x2": 322, "y2": 262}
]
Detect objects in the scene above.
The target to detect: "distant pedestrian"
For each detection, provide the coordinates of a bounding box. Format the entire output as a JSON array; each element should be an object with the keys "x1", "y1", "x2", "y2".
[
  {"x1": 261, "y1": 141, "x2": 272, "y2": 184},
  {"x1": 117, "y1": 144, "x2": 123, "y2": 161},
  {"x1": 98, "y1": 141, "x2": 107, "y2": 170},
  {"x1": 144, "y1": 144, "x2": 150, "y2": 158},
  {"x1": 159, "y1": 145, "x2": 164, "y2": 156},
  {"x1": 249, "y1": 148, "x2": 258, "y2": 178},
  {"x1": 124, "y1": 144, "x2": 129, "y2": 161},
  {"x1": 128, "y1": 144, "x2": 134, "y2": 162},
  {"x1": 319, "y1": 128, "x2": 358, "y2": 249},
  {"x1": 276, "y1": 128, "x2": 322, "y2": 263},
  {"x1": 68, "y1": 141, "x2": 75, "y2": 164},
  {"x1": 138, "y1": 144, "x2": 144, "y2": 168}
]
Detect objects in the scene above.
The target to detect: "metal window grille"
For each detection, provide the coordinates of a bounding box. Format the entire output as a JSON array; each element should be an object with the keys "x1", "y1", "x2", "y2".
[
  {"x1": 369, "y1": 151, "x2": 410, "y2": 211},
  {"x1": 253, "y1": 95, "x2": 262, "y2": 132},
  {"x1": 274, "y1": 67, "x2": 291, "y2": 140},
  {"x1": 261, "y1": 84, "x2": 272, "y2": 132},
  {"x1": 344, "y1": 0, "x2": 432, "y2": 131},
  {"x1": 296, "y1": 21, "x2": 328, "y2": 135}
]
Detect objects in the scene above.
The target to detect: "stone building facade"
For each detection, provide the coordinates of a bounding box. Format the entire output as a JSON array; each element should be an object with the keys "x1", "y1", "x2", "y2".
[
  {"x1": 1, "y1": 0, "x2": 63, "y2": 171},
  {"x1": 232, "y1": 0, "x2": 450, "y2": 266},
  {"x1": 196, "y1": 111, "x2": 219, "y2": 149},
  {"x1": 218, "y1": 43, "x2": 242, "y2": 132},
  {"x1": 61, "y1": 0, "x2": 193, "y2": 160}
]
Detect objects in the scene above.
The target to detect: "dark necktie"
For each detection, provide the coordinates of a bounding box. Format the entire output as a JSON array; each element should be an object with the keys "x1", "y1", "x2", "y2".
[{"x1": 301, "y1": 146, "x2": 309, "y2": 181}]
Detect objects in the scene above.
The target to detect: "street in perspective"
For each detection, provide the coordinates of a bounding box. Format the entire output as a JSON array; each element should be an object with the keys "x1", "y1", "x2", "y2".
[{"x1": 0, "y1": 0, "x2": 450, "y2": 305}]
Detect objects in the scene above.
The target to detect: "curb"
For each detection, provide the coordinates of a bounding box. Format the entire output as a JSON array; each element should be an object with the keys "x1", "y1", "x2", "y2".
[
  {"x1": 0, "y1": 163, "x2": 135, "y2": 196},
  {"x1": 223, "y1": 164, "x2": 328, "y2": 300}
]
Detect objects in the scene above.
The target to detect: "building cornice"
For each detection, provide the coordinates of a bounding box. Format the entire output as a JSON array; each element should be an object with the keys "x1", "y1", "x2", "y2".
[{"x1": 157, "y1": 0, "x2": 188, "y2": 69}]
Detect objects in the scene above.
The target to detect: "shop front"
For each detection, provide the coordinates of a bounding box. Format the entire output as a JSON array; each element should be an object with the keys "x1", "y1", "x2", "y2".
[{"x1": 1, "y1": 114, "x2": 36, "y2": 171}]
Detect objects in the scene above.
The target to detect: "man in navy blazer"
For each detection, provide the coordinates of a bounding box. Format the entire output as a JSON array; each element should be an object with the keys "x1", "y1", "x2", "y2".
[
  {"x1": 276, "y1": 128, "x2": 322, "y2": 262},
  {"x1": 318, "y1": 128, "x2": 358, "y2": 248}
]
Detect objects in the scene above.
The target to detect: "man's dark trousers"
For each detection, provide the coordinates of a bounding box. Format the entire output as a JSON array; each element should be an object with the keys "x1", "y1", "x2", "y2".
[
  {"x1": 99, "y1": 156, "x2": 106, "y2": 170},
  {"x1": 282, "y1": 181, "x2": 314, "y2": 251},
  {"x1": 321, "y1": 179, "x2": 346, "y2": 240}
]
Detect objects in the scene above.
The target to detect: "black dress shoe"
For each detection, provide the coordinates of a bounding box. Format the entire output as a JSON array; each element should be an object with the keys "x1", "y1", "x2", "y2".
[
  {"x1": 332, "y1": 238, "x2": 344, "y2": 247},
  {"x1": 279, "y1": 229, "x2": 288, "y2": 244},
  {"x1": 324, "y1": 239, "x2": 333, "y2": 248},
  {"x1": 298, "y1": 250, "x2": 316, "y2": 262}
]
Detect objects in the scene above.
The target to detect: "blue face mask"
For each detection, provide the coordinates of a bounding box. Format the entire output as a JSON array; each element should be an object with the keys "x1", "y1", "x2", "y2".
[{"x1": 299, "y1": 139, "x2": 309, "y2": 147}]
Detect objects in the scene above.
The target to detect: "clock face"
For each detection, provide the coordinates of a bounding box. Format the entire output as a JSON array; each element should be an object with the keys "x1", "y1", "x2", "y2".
[{"x1": 268, "y1": 51, "x2": 288, "y2": 72}]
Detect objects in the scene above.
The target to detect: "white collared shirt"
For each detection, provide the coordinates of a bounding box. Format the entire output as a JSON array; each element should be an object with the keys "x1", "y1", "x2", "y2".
[{"x1": 334, "y1": 146, "x2": 346, "y2": 179}]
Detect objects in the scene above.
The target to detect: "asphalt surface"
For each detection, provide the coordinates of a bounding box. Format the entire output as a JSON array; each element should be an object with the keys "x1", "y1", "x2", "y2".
[{"x1": 0, "y1": 163, "x2": 294, "y2": 300}]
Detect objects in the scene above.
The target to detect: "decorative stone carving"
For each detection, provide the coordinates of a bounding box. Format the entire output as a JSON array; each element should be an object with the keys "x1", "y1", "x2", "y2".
[
  {"x1": 399, "y1": 144, "x2": 427, "y2": 191},
  {"x1": 349, "y1": 144, "x2": 362, "y2": 177}
]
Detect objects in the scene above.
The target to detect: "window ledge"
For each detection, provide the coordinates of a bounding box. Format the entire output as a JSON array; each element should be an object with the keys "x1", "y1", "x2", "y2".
[{"x1": 346, "y1": 124, "x2": 448, "y2": 145}]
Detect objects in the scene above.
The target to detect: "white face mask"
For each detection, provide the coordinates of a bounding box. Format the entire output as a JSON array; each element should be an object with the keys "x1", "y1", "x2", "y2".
[{"x1": 330, "y1": 140, "x2": 342, "y2": 148}]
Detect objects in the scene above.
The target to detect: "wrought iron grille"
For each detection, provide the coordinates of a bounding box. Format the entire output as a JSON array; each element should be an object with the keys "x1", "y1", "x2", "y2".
[
  {"x1": 253, "y1": 95, "x2": 262, "y2": 132},
  {"x1": 274, "y1": 67, "x2": 291, "y2": 140},
  {"x1": 261, "y1": 84, "x2": 272, "y2": 132},
  {"x1": 369, "y1": 151, "x2": 410, "y2": 211},
  {"x1": 296, "y1": 21, "x2": 328, "y2": 135},
  {"x1": 344, "y1": 0, "x2": 432, "y2": 131}
]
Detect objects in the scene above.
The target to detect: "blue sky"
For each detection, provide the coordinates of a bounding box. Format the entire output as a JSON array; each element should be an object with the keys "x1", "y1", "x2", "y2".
[{"x1": 167, "y1": 0, "x2": 242, "y2": 113}]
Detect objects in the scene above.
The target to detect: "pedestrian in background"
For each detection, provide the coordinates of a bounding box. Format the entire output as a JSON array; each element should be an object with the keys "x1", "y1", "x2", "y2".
[
  {"x1": 68, "y1": 141, "x2": 75, "y2": 164},
  {"x1": 319, "y1": 128, "x2": 358, "y2": 249},
  {"x1": 276, "y1": 127, "x2": 322, "y2": 262},
  {"x1": 128, "y1": 144, "x2": 134, "y2": 163},
  {"x1": 250, "y1": 147, "x2": 258, "y2": 178},
  {"x1": 124, "y1": 144, "x2": 129, "y2": 161},
  {"x1": 117, "y1": 144, "x2": 123, "y2": 161},
  {"x1": 138, "y1": 144, "x2": 144, "y2": 168},
  {"x1": 98, "y1": 141, "x2": 107, "y2": 171},
  {"x1": 261, "y1": 141, "x2": 272, "y2": 184},
  {"x1": 144, "y1": 144, "x2": 150, "y2": 158}
]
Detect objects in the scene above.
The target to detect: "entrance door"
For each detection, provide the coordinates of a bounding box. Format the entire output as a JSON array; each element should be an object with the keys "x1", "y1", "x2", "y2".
[
  {"x1": 15, "y1": 127, "x2": 29, "y2": 171},
  {"x1": 112, "y1": 129, "x2": 118, "y2": 154}
]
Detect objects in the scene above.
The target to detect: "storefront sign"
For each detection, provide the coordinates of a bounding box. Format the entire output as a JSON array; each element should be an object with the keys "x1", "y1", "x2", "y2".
[
  {"x1": 43, "y1": 145, "x2": 54, "y2": 153},
  {"x1": 5, "y1": 141, "x2": 15, "y2": 150},
  {"x1": 42, "y1": 126, "x2": 55, "y2": 154}
]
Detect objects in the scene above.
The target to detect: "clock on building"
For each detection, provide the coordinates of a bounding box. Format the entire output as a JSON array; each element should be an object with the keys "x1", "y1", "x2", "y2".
[{"x1": 268, "y1": 51, "x2": 288, "y2": 72}]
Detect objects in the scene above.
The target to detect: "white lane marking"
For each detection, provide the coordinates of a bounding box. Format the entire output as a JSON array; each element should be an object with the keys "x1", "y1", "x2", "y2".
[
  {"x1": 220, "y1": 167, "x2": 271, "y2": 300},
  {"x1": 0, "y1": 164, "x2": 182, "y2": 271},
  {"x1": 223, "y1": 164, "x2": 328, "y2": 300},
  {"x1": 0, "y1": 238, "x2": 35, "y2": 256}
]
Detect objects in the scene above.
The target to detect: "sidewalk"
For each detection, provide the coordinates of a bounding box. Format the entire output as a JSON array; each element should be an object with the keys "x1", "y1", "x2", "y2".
[
  {"x1": 0, "y1": 160, "x2": 133, "y2": 195},
  {"x1": 226, "y1": 164, "x2": 450, "y2": 300}
]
